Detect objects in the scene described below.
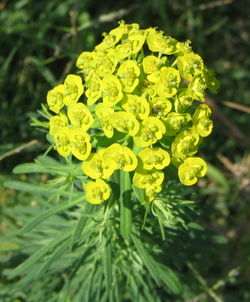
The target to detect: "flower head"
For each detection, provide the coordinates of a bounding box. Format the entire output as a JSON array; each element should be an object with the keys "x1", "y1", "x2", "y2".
[
  {"x1": 68, "y1": 128, "x2": 91, "y2": 161},
  {"x1": 117, "y1": 60, "x2": 140, "y2": 93},
  {"x1": 110, "y1": 111, "x2": 140, "y2": 137},
  {"x1": 133, "y1": 167, "x2": 164, "y2": 189},
  {"x1": 134, "y1": 117, "x2": 166, "y2": 147},
  {"x1": 67, "y1": 103, "x2": 93, "y2": 131},
  {"x1": 44, "y1": 21, "x2": 218, "y2": 205},
  {"x1": 84, "y1": 178, "x2": 111, "y2": 204},
  {"x1": 138, "y1": 147, "x2": 170, "y2": 170},
  {"x1": 122, "y1": 94, "x2": 150, "y2": 120},
  {"x1": 47, "y1": 84, "x2": 64, "y2": 113},
  {"x1": 63, "y1": 74, "x2": 84, "y2": 106},
  {"x1": 178, "y1": 157, "x2": 207, "y2": 186},
  {"x1": 102, "y1": 144, "x2": 138, "y2": 172}
]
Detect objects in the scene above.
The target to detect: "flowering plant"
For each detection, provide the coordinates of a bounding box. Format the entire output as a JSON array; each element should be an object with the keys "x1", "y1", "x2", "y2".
[
  {"x1": 5, "y1": 22, "x2": 220, "y2": 301},
  {"x1": 46, "y1": 21, "x2": 219, "y2": 208}
]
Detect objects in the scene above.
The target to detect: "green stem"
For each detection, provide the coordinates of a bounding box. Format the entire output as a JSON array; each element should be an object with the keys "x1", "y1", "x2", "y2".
[{"x1": 119, "y1": 170, "x2": 132, "y2": 240}]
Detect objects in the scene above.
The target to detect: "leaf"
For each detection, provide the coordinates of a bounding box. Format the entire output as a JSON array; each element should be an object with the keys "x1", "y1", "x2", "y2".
[
  {"x1": 0, "y1": 45, "x2": 18, "y2": 77},
  {"x1": 158, "y1": 265, "x2": 183, "y2": 295},
  {"x1": 36, "y1": 236, "x2": 72, "y2": 277},
  {"x1": 132, "y1": 235, "x2": 161, "y2": 285},
  {"x1": 13, "y1": 162, "x2": 55, "y2": 174},
  {"x1": 4, "y1": 180, "x2": 82, "y2": 198},
  {"x1": 207, "y1": 163, "x2": 229, "y2": 190},
  {"x1": 18, "y1": 196, "x2": 84, "y2": 234},
  {"x1": 211, "y1": 234, "x2": 228, "y2": 244},
  {"x1": 71, "y1": 204, "x2": 93, "y2": 250},
  {"x1": 8, "y1": 231, "x2": 72, "y2": 278},
  {"x1": 103, "y1": 239, "x2": 112, "y2": 297},
  {"x1": 13, "y1": 156, "x2": 79, "y2": 175},
  {"x1": 133, "y1": 236, "x2": 182, "y2": 295},
  {"x1": 29, "y1": 56, "x2": 56, "y2": 85}
]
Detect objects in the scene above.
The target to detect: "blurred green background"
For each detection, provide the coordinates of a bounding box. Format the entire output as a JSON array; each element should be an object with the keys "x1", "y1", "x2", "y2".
[{"x1": 1, "y1": 0, "x2": 249, "y2": 301}]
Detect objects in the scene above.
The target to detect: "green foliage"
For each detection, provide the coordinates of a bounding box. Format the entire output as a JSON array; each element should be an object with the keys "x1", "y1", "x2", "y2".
[{"x1": 0, "y1": 154, "x2": 227, "y2": 301}]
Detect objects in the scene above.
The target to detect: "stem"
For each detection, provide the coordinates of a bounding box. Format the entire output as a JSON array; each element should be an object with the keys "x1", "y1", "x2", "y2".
[{"x1": 119, "y1": 170, "x2": 132, "y2": 240}]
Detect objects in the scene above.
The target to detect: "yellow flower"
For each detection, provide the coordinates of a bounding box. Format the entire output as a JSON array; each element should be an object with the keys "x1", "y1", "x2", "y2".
[
  {"x1": 145, "y1": 184, "x2": 162, "y2": 202},
  {"x1": 188, "y1": 74, "x2": 207, "y2": 101},
  {"x1": 178, "y1": 157, "x2": 207, "y2": 186},
  {"x1": 174, "y1": 89, "x2": 194, "y2": 113},
  {"x1": 192, "y1": 104, "x2": 213, "y2": 137},
  {"x1": 194, "y1": 118, "x2": 213, "y2": 137},
  {"x1": 95, "y1": 25, "x2": 125, "y2": 51},
  {"x1": 138, "y1": 147, "x2": 170, "y2": 170},
  {"x1": 193, "y1": 104, "x2": 211, "y2": 120},
  {"x1": 52, "y1": 127, "x2": 71, "y2": 157},
  {"x1": 142, "y1": 55, "x2": 162, "y2": 75},
  {"x1": 141, "y1": 80, "x2": 157, "y2": 99},
  {"x1": 175, "y1": 40, "x2": 192, "y2": 56},
  {"x1": 102, "y1": 143, "x2": 138, "y2": 172},
  {"x1": 155, "y1": 67, "x2": 181, "y2": 98},
  {"x1": 63, "y1": 74, "x2": 84, "y2": 106},
  {"x1": 126, "y1": 22, "x2": 140, "y2": 34},
  {"x1": 128, "y1": 31, "x2": 146, "y2": 54},
  {"x1": 68, "y1": 128, "x2": 91, "y2": 160},
  {"x1": 147, "y1": 28, "x2": 177, "y2": 55},
  {"x1": 134, "y1": 116, "x2": 166, "y2": 147},
  {"x1": 43, "y1": 22, "x2": 218, "y2": 199},
  {"x1": 171, "y1": 129, "x2": 199, "y2": 161},
  {"x1": 150, "y1": 96, "x2": 172, "y2": 118},
  {"x1": 110, "y1": 111, "x2": 140, "y2": 136},
  {"x1": 84, "y1": 178, "x2": 111, "y2": 204},
  {"x1": 76, "y1": 51, "x2": 96, "y2": 75},
  {"x1": 94, "y1": 50, "x2": 118, "y2": 77},
  {"x1": 46, "y1": 84, "x2": 64, "y2": 113},
  {"x1": 121, "y1": 94, "x2": 150, "y2": 120},
  {"x1": 84, "y1": 74, "x2": 102, "y2": 106},
  {"x1": 95, "y1": 103, "x2": 114, "y2": 138},
  {"x1": 114, "y1": 40, "x2": 133, "y2": 60},
  {"x1": 177, "y1": 53, "x2": 204, "y2": 81},
  {"x1": 82, "y1": 150, "x2": 115, "y2": 180},
  {"x1": 133, "y1": 167, "x2": 164, "y2": 189},
  {"x1": 101, "y1": 75, "x2": 123, "y2": 105},
  {"x1": 117, "y1": 60, "x2": 140, "y2": 93},
  {"x1": 163, "y1": 112, "x2": 191, "y2": 136},
  {"x1": 67, "y1": 103, "x2": 94, "y2": 131},
  {"x1": 49, "y1": 114, "x2": 69, "y2": 135}
]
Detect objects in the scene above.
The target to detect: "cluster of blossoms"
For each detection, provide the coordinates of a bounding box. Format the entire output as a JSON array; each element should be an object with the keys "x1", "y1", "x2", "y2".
[{"x1": 46, "y1": 21, "x2": 219, "y2": 204}]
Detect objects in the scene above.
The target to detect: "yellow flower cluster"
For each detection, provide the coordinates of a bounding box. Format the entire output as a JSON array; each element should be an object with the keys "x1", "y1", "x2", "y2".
[{"x1": 46, "y1": 21, "x2": 219, "y2": 204}]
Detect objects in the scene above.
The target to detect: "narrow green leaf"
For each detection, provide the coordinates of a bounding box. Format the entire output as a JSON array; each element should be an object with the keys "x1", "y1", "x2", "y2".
[
  {"x1": 207, "y1": 163, "x2": 229, "y2": 190},
  {"x1": 8, "y1": 231, "x2": 72, "y2": 277},
  {"x1": 13, "y1": 162, "x2": 55, "y2": 174},
  {"x1": 13, "y1": 158, "x2": 79, "y2": 175},
  {"x1": 4, "y1": 180, "x2": 81, "y2": 197},
  {"x1": 103, "y1": 239, "x2": 112, "y2": 298},
  {"x1": 119, "y1": 171, "x2": 132, "y2": 240},
  {"x1": 158, "y1": 265, "x2": 183, "y2": 295},
  {"x1": 18, "y1": 196, "x2": 84, "y2": 234},
  {"x1": 36, "y1": 236, "x2": 72, "y2": 277},
  {"x1": 83, "y1": 266, "x2": 96, "y2": 302},
  {"x1": 0, "y1": 45, "x2": 18, "y2": 76},
  {"x1": 71, "y1": 204, "x2": 93, "y2": 250},
  {"x1": 29, "y1": 56, "x2": 56, "y2": 85},
  {"x1": 136, "y1": 273, "x2": 158, "y2": 302},
  {"x1": 132, "y1": 235, "x2": 161, "y2": 285}
]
